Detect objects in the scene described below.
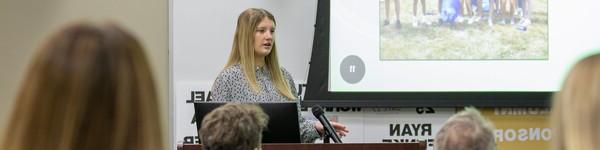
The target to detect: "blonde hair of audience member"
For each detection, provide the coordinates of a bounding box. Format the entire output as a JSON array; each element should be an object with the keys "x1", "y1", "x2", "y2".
[
  {"x1": 551, "y1": 53, "x2": 600, "y2": 150},
  {"x1": 435, "y1": 107, "x2": 496, "y2": 150},
  {"x1": 223, "y1": 8, "x2": 295, "y2": 99},
  {"x1": 2, "y1": 22, "x2": 162, "y2": 150},
  {"x1": 200, "y1": 103, "x2": 269, "y2": 150}
]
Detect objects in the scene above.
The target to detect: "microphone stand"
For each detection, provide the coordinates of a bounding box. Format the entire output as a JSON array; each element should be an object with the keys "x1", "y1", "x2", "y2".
[
  {"x1": 324, "y1": 134, "x2": 331, "y2": 143},
  {"x1": 312, "y1": 105, "x2": 342, "y2": 143}
]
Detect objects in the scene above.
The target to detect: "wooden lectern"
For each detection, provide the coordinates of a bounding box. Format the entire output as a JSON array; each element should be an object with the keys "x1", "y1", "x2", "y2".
[{"x1": 177, "y1": 141, "x2": 427, "y2": 150}]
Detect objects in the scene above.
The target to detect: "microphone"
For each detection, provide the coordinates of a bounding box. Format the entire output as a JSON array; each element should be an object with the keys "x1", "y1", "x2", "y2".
[{"x1": 311, "y1": 105, "x2": 342, "y2": 143}]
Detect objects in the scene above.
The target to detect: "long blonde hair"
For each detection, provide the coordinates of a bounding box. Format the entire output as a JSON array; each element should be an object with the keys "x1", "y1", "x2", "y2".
[
  {"x1": 225, "y1": 8, "x2": 295, "y2": 99},
  {"x1": 551, "y1": 53, "x2": 600, "y2": 150},
  {"x1": 2, "y1": 22, "x2": 163, "y2": 150}
]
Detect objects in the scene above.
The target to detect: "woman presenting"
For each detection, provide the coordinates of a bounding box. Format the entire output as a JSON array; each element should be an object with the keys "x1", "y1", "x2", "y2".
[{"x1": 211, "y1": 8, "x2": 349, "y2": 143}]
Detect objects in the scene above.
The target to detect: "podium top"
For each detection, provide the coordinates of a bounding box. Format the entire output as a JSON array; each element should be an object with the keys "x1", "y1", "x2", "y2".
[{"x1": 178, "y1": 142, "x2": 427, "y2": 150}]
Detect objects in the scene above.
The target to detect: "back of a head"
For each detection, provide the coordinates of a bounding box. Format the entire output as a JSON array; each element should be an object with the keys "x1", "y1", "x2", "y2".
[
  {"x1": 200, "y1": 103, "x2": 269, "y2": 150},
  {"x1": 552, "y1": 53, "x2": 600, "y2": 150},
  {"x1": 435, "y1": 107, "x2": 496, "y2": 150},
  {"x1": 2, "y1": 22, "x2": 162, "y2": 150}
]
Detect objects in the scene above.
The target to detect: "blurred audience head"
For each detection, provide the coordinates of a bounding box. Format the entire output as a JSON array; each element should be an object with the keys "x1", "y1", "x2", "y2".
[
  {"x1": 551, "y1": 53, "x2": 600, "y2": 150},
  {"x1": 435, "y1": 107, "x2": 496, "y2": 150},
  {"x1": 200, "y1": 103, "x2": 269, "y2": 150},
  {"x1": 2, "y1": 22, "x2": 162, "y2": 150}
]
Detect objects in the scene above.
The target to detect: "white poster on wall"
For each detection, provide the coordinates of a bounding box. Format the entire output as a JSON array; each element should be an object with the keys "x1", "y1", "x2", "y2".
[
  {"x1": 174, "y1": 82, "x2": 212, "y2": 144},
  {"x1": 310, "y1": 107, "x2": 454, "y2": 150},
  {"x1": 174, "y1": 81, "x2": 455, "y2": 150},
  {"x1": 363, "y1": 108, "x2": 454, "y2": 149}
]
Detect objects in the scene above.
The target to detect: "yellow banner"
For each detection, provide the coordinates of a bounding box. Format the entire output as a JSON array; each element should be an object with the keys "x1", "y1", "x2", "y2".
[{"x1": 479, "y1": 108, "x2": 550, "y2": 150}]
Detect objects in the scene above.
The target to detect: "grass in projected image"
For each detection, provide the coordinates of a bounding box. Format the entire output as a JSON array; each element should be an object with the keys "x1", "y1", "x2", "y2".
[{"x1": 379, "y1": 0, "x2": 548, "y2": 60}]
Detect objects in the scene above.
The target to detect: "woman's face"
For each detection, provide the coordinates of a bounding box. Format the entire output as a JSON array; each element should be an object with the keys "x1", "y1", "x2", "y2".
[{"x1": 253, "y1": 17, "x2": 275, "y2": 58}]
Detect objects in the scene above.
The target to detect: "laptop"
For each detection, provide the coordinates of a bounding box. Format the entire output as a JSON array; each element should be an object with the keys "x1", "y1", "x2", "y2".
[{"x1": 194, "y1": 102, "x2": 302, "y2": 143}]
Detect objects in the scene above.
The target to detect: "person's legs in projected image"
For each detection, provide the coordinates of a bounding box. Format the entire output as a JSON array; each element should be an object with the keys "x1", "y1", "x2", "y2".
[
  {"x1": 456, "y1": 0, "x2": 473, "y2": 23},
  {"x1": 394, "y1": 0, "x2": 402, "y2": 28},
  {"x1": 385, "y1": 0, "x2": 402, "y2": 29},
  {"x1": 468, "y1": 0, "x2": 495, "y2": 26},
  {"x1": 515, "y1": 0, "x2": 523, "y2": 16},
  {"x1": 468, "y1": 0, "x2": 480, "y2": 24},
  {"x1": 511, "y1": 0, "x2": 517, "y2": 24},
  {"x1": 486, "y1": 0, "x2": 497, "y2": 26},
  {"x1": 413, "y1": 0, "x2": 429, "y2": 27},
  {"x1": 385, "y1": 0, "x2": 391, "y2": 25},
  {"x1": 439, "y1": 0, "x2": 461, "y2": 27},
  {"x1": 500, "y1": 0, "x2": 516, "y2": 25},
  {"x1": 516, "y1": 0, "x2": 531, "y2": 31}
]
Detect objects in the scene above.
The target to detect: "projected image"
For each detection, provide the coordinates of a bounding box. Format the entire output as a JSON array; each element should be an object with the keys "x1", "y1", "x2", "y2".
[{"x1": 379, "y1": 0, "x2": 548, "y2": 60}]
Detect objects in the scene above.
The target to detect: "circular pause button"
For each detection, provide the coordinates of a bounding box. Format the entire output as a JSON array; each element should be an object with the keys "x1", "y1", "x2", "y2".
[{"x1": 340, "y1": 55, "x2": 365, "y2": 84}]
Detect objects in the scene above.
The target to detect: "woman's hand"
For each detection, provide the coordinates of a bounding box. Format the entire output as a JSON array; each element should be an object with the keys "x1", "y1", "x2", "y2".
[{"x1": 315, "y1": 121, "x2": 349, "y2": 137}]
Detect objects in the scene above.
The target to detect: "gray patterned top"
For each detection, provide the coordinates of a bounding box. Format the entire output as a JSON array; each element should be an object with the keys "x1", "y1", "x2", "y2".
[{"x1": 210, "y1": 63, "x2": 320, "y2": 143}]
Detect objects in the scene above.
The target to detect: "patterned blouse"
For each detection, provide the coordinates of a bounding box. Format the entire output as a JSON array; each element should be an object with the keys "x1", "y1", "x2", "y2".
[{"x1": 210, "y1": 63, "x2": 320, "y2": 143}]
